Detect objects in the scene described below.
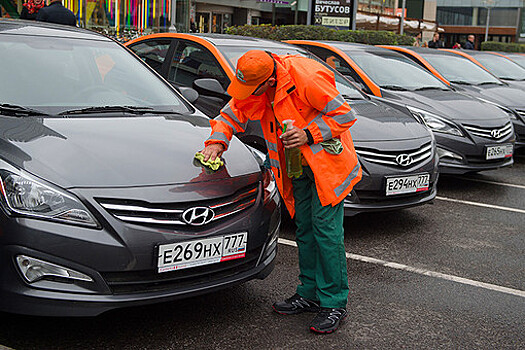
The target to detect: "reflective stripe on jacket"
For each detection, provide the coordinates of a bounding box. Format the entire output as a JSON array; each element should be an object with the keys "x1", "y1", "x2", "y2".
[{"x1": 205, "y1": 54, "x2": 361, "y2": 217}]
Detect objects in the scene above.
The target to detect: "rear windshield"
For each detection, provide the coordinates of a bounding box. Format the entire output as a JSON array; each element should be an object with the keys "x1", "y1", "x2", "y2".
[
  {"x1": 420, "y1": 53, "x2": 503, "y2": 86},
  {"x1": 217, "y1": 45, "x2": 365, "y2": 100},
  {"x1": 0, "y1": 34, "x2": 190, "y2": 115}
]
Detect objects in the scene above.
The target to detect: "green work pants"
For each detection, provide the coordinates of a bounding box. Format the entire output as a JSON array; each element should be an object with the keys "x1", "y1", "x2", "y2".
[{"x1": 292, "y1": 166, "x2": 349, "y2": 308}]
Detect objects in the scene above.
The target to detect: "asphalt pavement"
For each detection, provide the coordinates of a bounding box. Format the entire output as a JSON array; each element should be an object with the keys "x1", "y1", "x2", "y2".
[{"x1": 0, "y1": 150, "x2": 524, "y2": 349}]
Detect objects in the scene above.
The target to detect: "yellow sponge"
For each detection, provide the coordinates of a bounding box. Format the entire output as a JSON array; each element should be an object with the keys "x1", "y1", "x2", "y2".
[{"x1": 194, "y1": 152, "x2": 224, "y2": 171}]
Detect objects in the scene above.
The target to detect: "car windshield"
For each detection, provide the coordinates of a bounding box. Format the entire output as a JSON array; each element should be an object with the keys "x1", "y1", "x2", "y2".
[
  {"x1": 507, "y1": 55, "x2": 525, "y2": 68},
  {"x1": 420, "y1": 53, "x2": 503, "y2": 86},
  {"x1": 0, "y1": 34, "x2": 190, "y2": 115},
  {"x1": 217, "y1": 45, "x2": 364, "y2": 100},
  {"x1": 474, "y1": 54, "x2": 525, "y2": 81},
  {"x1": 345, "y1": 51, "x2": 449, "y2": 91}
]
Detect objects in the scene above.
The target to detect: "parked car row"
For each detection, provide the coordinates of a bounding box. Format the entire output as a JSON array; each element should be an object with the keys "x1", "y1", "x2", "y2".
[{"x1": 1, "y1": 18, "x2": 522, "y2": 317}]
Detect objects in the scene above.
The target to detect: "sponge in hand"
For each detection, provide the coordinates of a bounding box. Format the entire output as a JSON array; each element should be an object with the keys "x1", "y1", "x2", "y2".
[{"x1": 194, "y1": 152, "x2": 224, "y2": 171}]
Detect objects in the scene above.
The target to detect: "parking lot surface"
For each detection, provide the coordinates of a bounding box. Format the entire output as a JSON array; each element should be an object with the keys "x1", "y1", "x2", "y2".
[{"x1": 0, "y1": 150, "x2": 523, "y2": 350}]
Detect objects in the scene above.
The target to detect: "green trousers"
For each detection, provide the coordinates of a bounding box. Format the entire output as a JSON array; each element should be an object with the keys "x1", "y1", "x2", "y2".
[{"x1": 292, "y1": 166, "x2": 349, "y2": 308}]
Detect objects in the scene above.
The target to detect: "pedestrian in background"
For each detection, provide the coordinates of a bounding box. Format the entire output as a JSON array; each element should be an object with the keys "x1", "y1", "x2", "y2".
[
  {"x1": 200, "y1": 50, "x2": 361, "y2": 334},
  {"x1": 428, "y1": 32, "x2": 444, "y2": 48},
  {"x1": 413, "y1": 32, "x2": 422, "y2": 47},
  {"x1": 36, "y1": 0, "x2": 76, "y2": 26},
  {"x1": 20, "y1": 0, "x2": 45, "y2": 20},
  {"x1": 464, "y1": 35, "x2": 475, "y2": 50}
]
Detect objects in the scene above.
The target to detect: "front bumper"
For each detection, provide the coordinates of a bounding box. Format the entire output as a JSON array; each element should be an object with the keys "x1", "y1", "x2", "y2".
[
  {"x1": 346, "y1": 150, "x2": 439, "y2": 216},
  {"x1": 435, "y1": 132, "x2": 515, "y2": 174},
  {"x1": 0, "y1": 183, "x2": 280, "y2": 317}
]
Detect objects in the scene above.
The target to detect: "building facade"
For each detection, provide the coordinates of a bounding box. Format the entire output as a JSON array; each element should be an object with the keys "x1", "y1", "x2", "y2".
[{"x1": 436, "y1": 0, "x2": 525, "y2": 47}]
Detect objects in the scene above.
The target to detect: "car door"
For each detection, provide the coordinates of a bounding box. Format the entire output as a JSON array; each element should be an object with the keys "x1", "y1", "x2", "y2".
[{"x1": 168, "y1": 39, "x2": 230, "y2": 117}]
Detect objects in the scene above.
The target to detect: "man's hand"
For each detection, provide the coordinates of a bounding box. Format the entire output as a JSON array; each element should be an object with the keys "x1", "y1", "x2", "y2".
[
  {"x1": 201, "y1": 143, "x2": 225, "y2": 162},
  {"x1": 281, "y1": 128, "x2": 308, "y2": 149}
]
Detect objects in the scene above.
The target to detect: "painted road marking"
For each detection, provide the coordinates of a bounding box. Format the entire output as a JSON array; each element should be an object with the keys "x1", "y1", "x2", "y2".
[
  {"x1": 278, "y1": 238, "x2": 525, "y2": 299},
  {"x1": 450, "y1": 176, "x2": 525, "y2": 190},
  {"x1": 436, "y1": 196, "x2": 525, "y2": 215}
]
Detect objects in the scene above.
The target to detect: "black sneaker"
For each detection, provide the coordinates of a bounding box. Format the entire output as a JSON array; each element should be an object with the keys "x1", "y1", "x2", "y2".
[
  {"x1": 309, "y1": 307, "x2": 348, "y2": 334},
  {"x1": 272, "y1": 293, "x2": 320, "y2": 315}
]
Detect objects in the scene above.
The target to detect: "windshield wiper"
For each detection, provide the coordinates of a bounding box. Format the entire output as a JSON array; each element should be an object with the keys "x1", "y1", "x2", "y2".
[
  {"x1": 476, "y1": 81, "x2": 503, "y2": 86},
  {"x1": 0, "y1": 103, "x2": 52, "y2": 117},
  {"x1": 342, "y1": 94, "x2": 364, "y2": 100},
  {"x1": 380, "y1": 85, "x2": 410, "y2": 91},
  {"x1": 59, "y1": 106, "x2": 183, "y2": 116},
  {"x1": 449, "y1": 80, "x2": 472, "y2": 85},
  {"x1": 412, "y1": 86, "x2": 448, "y2": 91}
]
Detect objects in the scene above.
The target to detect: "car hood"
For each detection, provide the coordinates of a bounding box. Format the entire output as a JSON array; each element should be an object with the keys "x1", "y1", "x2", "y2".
[
  {"x1": 0, "y1": 115, "x2": 260, "y2": 188},
  {"x1": 347, "y1": 99, "x2": 430, "y2": 142},
  {"x1": 453, "y1": 84, "x2": 525, "y2": 109},
  {"x1": 381, "y1": 89, "x2": 509, "y2": 124}
]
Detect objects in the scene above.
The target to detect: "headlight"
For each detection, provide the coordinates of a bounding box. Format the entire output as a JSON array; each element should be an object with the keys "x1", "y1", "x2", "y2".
[
  {"x1": 475, "y1": 98, "x2": 517, "y2": 120},
  {"x1": 0, "y1": 168, "x2": 99, "y2": 228},
  {"x1": 407, "y1": 106, "x2": 464, "y2": 137}
]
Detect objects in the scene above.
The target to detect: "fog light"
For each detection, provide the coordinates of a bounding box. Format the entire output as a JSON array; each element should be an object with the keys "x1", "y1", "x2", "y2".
[
  {"x1": 16, "y1": 255, "x2": 93, "y2": 283},
  {"x1": 437, "y1": 147, "x2": 463, "y2": 162}
]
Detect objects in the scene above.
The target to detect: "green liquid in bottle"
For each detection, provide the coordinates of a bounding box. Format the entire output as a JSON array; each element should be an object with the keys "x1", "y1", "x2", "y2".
[{"x1": 283, "y1": 120, "x2": 303, "y2": 179}]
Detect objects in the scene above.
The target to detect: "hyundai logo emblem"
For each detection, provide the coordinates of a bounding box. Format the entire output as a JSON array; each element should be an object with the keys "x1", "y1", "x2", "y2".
[
  {"x1": 491, "y1": 129, "x2": 502, "y2": 139},
  {"x1": 395, "y1": 154, "x2": 414, "y2": 167},
  {"x1": 182, "y1": 207, "x2": 215, "y2": 226}
]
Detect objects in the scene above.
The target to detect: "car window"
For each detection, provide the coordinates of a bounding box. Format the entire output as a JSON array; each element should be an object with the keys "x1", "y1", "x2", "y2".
[
  {"x1": 346, "y1": 51, "x2": 449, "y2": 90},
  {"x1": 217, "y1": 45, "x2": 364, "y2": 100},
  {"x1": 421, "y1": 53, "x2": 503, "y2": 85},
  {"x1": 169, "y1": 41, "x2": 229, "y2": 89},
  {"x1": 127, "y1": 39, "x2": 171, "y2": 75},
  {"x1": 475, "y1": 54, "x2": 525, "y2": 81},
  {"x1": 0, "y1": 35, "x2": 190, "y2": 114}
]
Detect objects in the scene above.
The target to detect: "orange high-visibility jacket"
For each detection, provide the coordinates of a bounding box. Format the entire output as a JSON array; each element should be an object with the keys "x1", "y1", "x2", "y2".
[{"x1": 205, "y1": 54, "x2": 362, "y2": 217}]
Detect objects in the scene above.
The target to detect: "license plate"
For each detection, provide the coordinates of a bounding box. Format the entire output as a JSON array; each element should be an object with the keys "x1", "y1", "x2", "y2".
[
  {"x1": 386, "y1": 174, "x2": 430, "y2": 196},
  {"x1": 486, "y1": 144, "x2": 513, "y2": 160},
  {"x1": 157, "y1": 232, "x2": 247, "y2": 273}
]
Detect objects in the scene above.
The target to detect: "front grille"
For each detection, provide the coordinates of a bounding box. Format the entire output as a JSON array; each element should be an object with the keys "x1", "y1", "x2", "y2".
[
  {"x1": 98, "y1": 183, "x2": 259, "y2": 227},
  {"x1": 101, "y1": 248, "x2": 261, "y2": 294},
  {"x1": 515, "y1": 109, "x2": 525, "y2": 121},
  {"x1": 355, "y1": 141, "x2": 433, "y2": 168},
  {"x1": 463, "y1": 122, "x2": 513, "y2": 140}
]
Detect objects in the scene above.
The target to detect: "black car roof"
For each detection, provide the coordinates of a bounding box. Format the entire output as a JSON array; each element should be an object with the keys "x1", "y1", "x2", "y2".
[
  {"x1": 0, "y1": 18, "x2": 111, "y2": 41},
  {"x1": 193, "y1": 33, "x2": 303, "y2": 51},
  {"x1": 402, "y1": 46, "x2": 460, "y2": 57},
  {"x1": 310, "y1": 40, "x2": 409, "y2": 59}
]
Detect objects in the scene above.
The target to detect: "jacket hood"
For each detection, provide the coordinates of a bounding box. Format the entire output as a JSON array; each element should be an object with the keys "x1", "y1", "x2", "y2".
[
  {"x1": 381, "y1": 89, "x2": 509, "y2": 124},
  {"x1": 0, "y1": 115, "x2": 260, "y2": 188},
  {"x1": 347, "y1": 99, "x2": 430, "y2": 142}
]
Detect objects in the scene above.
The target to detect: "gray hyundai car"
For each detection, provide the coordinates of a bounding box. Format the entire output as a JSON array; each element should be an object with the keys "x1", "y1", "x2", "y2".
[
  {"x1": 126, "y1": 34, "x2": 439, "y2": 215},
  {"x1": 0, "y1": 19, "x2": 280, "y2": 316},
  {"x1": 289, "y1": 41, "x2": 516, "y2": 174},
  {"x1": 380, "y1": 46, "x2": 525, "y2": 149}
]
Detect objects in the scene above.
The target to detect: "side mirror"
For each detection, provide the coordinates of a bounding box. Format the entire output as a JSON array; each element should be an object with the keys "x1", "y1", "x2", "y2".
[
  {"x1": 178, "y1": 86, "x2": 199, "y2": 104},
  {"x1": 193, "y1": 78, "x2": 230, "y2": 100}
]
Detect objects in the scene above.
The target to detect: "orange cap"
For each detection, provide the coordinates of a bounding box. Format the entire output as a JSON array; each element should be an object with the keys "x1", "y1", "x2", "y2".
[{"x1": 227, "y1": 50, "x2": 275, "y2": 100}]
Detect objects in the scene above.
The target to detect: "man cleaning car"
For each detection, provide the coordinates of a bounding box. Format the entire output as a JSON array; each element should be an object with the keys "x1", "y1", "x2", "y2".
[{"x1": 199, "y1": 50, "x2": 361, "y2": 334}]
